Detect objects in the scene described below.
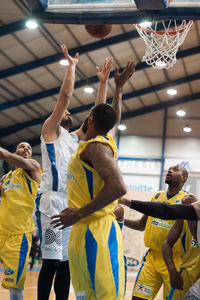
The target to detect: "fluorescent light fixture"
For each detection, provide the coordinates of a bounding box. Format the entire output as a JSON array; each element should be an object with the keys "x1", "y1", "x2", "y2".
[
  {"x1": 140, "y1": 21, "x2": 152, "y2": 27},
  {"x1": 84, "y1": 87, "x2": 94, "y2": 94},
  {"x1": 167, "y1": 88, "x2": 177, "y2": 96},
  {"x1": 183, "y1": 125, "x2": 192, "y2": 133},
  {"x1": 155, "y1": 61, "x2": 166, "y2": 68},
  {"x1": 59, "y1": 59, "x2": 69, "y2": 66},
  {"x1": 176, "y1": 108, "x2": 186, "y2": 117},
  {"x1": 118, "y1": 124, "x2": 126, "y2": 131},
  {"x1": 25, "y1": 19, "x2": 38, "y2": 29}
]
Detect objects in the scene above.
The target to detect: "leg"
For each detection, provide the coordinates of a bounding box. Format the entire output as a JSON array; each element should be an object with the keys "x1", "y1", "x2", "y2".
[
  {"x1": 37, "y1": 259, "x2": 59, "y2": 300},
  {"x1": 132, "y1": 250, "x2": 162, "y2": 300},
  {"x1": 54, "y1": 260, "x2": 70, "y2": 300},
  {"x1": 9, "y1": 287, "x2": 23, "y2": 300}
]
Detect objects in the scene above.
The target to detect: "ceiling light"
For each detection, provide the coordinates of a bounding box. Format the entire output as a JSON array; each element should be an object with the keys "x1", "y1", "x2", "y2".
[
  {"x1": 183, "y1": 125, "x2": 192, "y2": 133},
  {"x1": 118, "y1": 124, "x2": 126, "y2": 131},
  {"x1": 167, "y1": 88, "x2": 177, "y2": 96},
  {"x1": 84, "y1": 87, "x2": 94, "y2": 94},
  {"x1": 59, "y1": 59, "x2": 69, "y2": 66},
  {"x1": 155, "y1": 61, "x2": 166, "y2": 69},
  {"x1": 139, "y1": 21, "x2": 152, "y2": 28},
  {"x1": 176, "y1": 108, "x2": 186, "y2": 117},
  {"x1": 25, "y1": 19, "x2": 38, "y2": 29}
]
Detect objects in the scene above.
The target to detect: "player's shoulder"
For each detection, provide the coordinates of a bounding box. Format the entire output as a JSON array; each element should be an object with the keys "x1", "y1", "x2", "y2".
[{"x1": 152, "y1": 190, "x2": 165, "y2": 200}]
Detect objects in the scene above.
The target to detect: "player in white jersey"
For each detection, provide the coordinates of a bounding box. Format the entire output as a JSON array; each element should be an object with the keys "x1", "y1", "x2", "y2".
[{"x1": 35, "y1": 44, "x2": 114, "y2": 300}]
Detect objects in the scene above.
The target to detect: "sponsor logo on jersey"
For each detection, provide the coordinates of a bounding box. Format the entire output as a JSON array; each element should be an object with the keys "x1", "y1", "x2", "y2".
[
  {"x1": 76, "y1": 291, "x2": 87, "y2": 300},
  {"x1": 151, "y1": 219, "x2": 172, "y2": 230},
  {"x1": 136, "y1": 283, "x2": 152, "y2": 296},
  {"x1": 4, "y1": 268, "x2": 15, "y2": 275},
  {"x1": 67, "y1": 173, "x2": 75, "y2": 181},
  {"x1": 3, "y1": 180, "x2": 21, "y2": 192}
]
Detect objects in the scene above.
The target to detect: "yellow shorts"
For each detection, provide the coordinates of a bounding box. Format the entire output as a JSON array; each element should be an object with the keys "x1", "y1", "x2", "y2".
[
  {"x1": 168, "y1": 264, "x2": 200, "y2": 300},
  {"x1": 0, "y1": 233, "x2": 32, "y2": 289},
  {"x1": 132, "y1": 249, "x2": 180, "y2": 300},
  {"x1": 69, "y1": 215, "x2": 125, "y2": 300}
]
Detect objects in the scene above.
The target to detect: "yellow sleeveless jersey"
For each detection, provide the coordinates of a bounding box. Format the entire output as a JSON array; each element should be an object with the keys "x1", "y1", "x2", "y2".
[
  {"x1": 67, "y1": 133, "x2": 118, "y2": 220},
  {"x1": 179, "y1": 221, "x2": 200, "y2": 269},
  {"x1": 144, "y1": 190, "x2": 188, "y2": 252},
  {"x1": 0, "y1": 168, "x2": 39, "y2": 234}
]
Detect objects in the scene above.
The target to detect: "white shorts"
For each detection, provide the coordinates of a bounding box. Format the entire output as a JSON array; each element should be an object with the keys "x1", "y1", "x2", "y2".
[
  {"x1": 40, "y1": 212, "x2": 71, "y2": 261},
  {"x1": 183, "y1": 278, "x2": 200, "y2": 300}
]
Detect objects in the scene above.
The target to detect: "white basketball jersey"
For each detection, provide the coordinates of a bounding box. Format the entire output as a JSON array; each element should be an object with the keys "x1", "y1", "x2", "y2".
[{"x1": 38, "y1": 127, "x2": 78, "y2": 215}]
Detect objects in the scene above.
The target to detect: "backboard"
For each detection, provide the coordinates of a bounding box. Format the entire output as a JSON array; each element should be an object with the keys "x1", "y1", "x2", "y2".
[{"x1": 27, "y1": 0, "x2": 200, "y2": 24}]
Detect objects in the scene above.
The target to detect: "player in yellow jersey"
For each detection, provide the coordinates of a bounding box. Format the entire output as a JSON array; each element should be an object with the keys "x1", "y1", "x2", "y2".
[
  {"x1": 163, "y1": 195, "x2": 200, "y2": 300},
  {"x1": 0, "y1": 142, "x2": 40, "y2": 300},
  {"x1": 51, "y1": 103, "x2": 127, "y2": 300},
  {"x1": 119, "y1": 164, "x2": 188, "y2": 300}
]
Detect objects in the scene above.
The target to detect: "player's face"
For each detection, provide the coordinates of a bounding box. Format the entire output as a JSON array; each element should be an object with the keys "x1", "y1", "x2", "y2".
[
  {"x1": 61, "y1": 110, "x2": 72, "y2": 129},
  {"x1": 16, "y1": 142, "x2": 32, "y2": 159},
  {"x1": 165, "y1": 165, "x2": 184, "y2": 185}
]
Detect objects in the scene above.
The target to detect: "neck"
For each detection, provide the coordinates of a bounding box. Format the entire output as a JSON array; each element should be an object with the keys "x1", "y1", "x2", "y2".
[{"x1": 167, "y1": 184, "x2": 183, "y2": 196}]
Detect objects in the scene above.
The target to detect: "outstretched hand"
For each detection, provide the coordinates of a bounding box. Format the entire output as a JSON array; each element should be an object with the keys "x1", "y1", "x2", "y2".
[
  {"x1": 51, "y1": 207, "x2": 80, "y2": 229},
  {"x1": 114, "y1": 61, "x2": 136, "y2": 89},
  {"x1": 60, "y1": 44, "x2": 79, "y2": 66},
  {"x1": 96, "y1": 57, "x2": 113, "y2": 83},
  {"x1": 181, "y1": 193, "x2": 198, "y2": 204}
]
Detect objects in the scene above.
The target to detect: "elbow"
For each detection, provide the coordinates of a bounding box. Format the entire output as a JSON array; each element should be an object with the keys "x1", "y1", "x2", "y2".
[{"x1": 116, "y1": 182, "x2": 127, "y2": 198}]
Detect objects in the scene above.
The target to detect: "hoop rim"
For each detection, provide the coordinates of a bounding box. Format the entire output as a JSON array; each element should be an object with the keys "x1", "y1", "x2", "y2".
[{"x1": 134, "y1": 20, "x2": 193, "y2": 36}]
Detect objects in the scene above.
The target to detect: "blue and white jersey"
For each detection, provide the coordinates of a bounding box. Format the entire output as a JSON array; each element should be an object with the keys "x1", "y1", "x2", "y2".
[{"x1": 38, "y1": 126, "x2": 78, "y2": 216}]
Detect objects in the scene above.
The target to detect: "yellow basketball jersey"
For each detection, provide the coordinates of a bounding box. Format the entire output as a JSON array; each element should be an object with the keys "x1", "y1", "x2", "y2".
[
  {"x1": 0, "y1": 168, "x2": 39, "y2": 234},
  {"x1": 179, "y1": 221, "x2": 200, "y2": 269},
  {"x1": 144, "y1": 190, "x2": 188, "y2": 252},
  {"x1": 67, "y1": 133, "x2": 118, "y2": 220}
]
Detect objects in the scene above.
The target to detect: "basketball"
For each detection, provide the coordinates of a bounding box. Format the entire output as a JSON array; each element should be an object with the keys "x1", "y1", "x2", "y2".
[{"x1": 84, "y1": 24, "x2": 112, "y2": 39}]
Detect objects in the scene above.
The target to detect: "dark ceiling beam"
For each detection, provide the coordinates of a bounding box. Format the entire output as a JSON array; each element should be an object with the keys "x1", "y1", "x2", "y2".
[
  {"x1": 0, "y1": 19, "x2": 30, "y2": 37},
  {"x1": 0, "y1": 31, "x2": 138, "y2": 79},
  {"x1": 122, "y1": 92, "x2": 200, "y2": 120},
  {"x1": 1, "y1": 72, "x2": 200, "y2": 138},
  {"x1": 14, "y1": 91, "x2": 200, "y2": 148},
  {"x1": 0, "y1": 45, "x2": 199, "y2": 112}
]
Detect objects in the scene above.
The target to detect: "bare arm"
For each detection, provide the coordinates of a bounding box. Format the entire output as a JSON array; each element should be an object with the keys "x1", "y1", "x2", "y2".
[
  {"x1": 95, "y1": 57, "x2": 113, "y2": 105},
  {"x1": 124, "y1": 214, "x2": 148, "y2": 231},
  {"x1": 42, "y1": 44, "x2": 79, "y2": 142},
  {"x1": 114, "y1": 204, "x2": 124, "y2": 222},
  {"x1": 0, "y1": 147, "x2": 40, "y2": 183},
  {"x1": 110, "y1": 61, "x2": 136, "y2": 137},
  {"x1": 181, "y1": 194, "x2": 198, "y2": 239},
  {"x1": 51, "y1": 142, "x2": 127, "y2": 228},
  {"x1": 162, "y1": 220, "x2": 184, "y2": 290}
]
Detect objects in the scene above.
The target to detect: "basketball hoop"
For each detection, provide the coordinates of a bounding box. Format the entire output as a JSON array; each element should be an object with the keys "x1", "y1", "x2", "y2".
[{"x1": 134, "y1": 20, "x2": 193, "y2": 69}]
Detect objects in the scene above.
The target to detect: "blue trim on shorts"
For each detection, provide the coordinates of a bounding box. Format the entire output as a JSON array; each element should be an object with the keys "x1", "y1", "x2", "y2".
[
  {"x1": 181, "y1": 231, "x2": 186, "y2": 252},
  {"x1": 83, "y1": 166, "x2": 93, "y2": 200},
  {"x1": 108, "y1": 222, "x2": 119, "y2": 297},
  {"x1": 134, "y1": 249, "x2": 150, "y2": 289},
  {"x1": 168, "y1": 268, "x2": 183, "y2": 300},
  {"x1": 35, "y1": 193, "x2": 42, "y2": 243},
  {"x1": 25, "y1": 175, "x2": 32, "y2": 194},
  {"x1": 46, "y1": 143, "x2": 58, "y2": 191},
  {"x1": 85, "y1": 228, "x2": 97, "y2": 291},
  {"x1": 16, "y1": 234, "x2": 28, "y2": 284}
]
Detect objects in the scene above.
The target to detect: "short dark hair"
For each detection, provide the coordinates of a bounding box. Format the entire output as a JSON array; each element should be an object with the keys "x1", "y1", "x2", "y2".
[
  {"x1": 91, "y1": 104, "x2": 117, "y2": 133},
  {"x1": 179, "y1": 165, "x2": 188, "y2": 182}
]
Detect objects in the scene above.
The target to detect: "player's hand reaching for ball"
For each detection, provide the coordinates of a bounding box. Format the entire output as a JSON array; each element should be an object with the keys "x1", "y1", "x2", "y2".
[{"x1": 60, "y1": 44, "x2": 79, "y2": 67}]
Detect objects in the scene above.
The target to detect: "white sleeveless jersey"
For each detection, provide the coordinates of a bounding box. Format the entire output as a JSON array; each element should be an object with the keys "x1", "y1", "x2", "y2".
[{"x1": 38, "y1": 127, "x2": 78, "y2": 216}]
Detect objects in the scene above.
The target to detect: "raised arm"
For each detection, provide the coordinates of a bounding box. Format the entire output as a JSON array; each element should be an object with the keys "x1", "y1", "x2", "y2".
[
  {"x1": 0, "y1": 147, "x2": 40, "y2": 183},
  {"x1": 95, "y1": 57, "x2": 113, "y2": 105},
  {"x1": 110, "y1": 61, "x2": 135, "y2": 137},
  {"x1": 51, "y1": 142, "x2": 127, "y2": 228},
  {"x1": 119, "y1": 196, "x2": 147, "y2": 231},
  {"x1": 162, "y1": 220, "x2": 184, "y2": 290},
  {"x1": 42, "y1": 44, "x2": 79, "y2": 141}
]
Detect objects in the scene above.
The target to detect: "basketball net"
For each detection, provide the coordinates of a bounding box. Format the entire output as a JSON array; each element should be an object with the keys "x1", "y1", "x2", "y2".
[{"x1": 134, "y1": 20, "x2": 193, "y2": 69}]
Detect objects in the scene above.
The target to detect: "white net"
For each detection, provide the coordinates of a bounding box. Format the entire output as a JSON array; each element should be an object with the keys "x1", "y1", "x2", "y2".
[{"x1": 134, "y1": 20, "x2": 193, "y2": 69}]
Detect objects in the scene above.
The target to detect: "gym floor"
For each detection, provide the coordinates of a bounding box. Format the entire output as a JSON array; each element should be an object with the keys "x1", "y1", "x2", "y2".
[{"x1": 0, "y1": 263, "x2": 163, "y2": 300}]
